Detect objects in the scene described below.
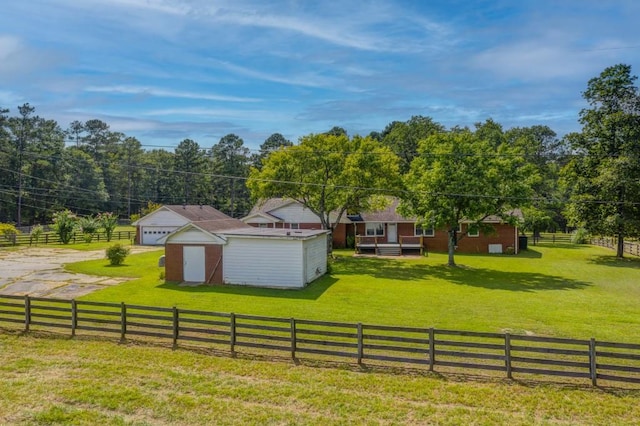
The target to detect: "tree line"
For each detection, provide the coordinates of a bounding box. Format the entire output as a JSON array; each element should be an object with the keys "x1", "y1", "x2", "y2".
[{"x1": 1, "y1": 64, "x2": 639, "y2": 258}]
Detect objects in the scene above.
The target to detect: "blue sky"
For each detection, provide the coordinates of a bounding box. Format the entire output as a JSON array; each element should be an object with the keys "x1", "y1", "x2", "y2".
[{"x1": 1, "y1": 0, "x2": 639, "y2": 151}]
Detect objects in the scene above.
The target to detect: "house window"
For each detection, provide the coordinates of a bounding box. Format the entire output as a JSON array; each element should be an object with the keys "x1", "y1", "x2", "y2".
[
  {"x1": 415, "y1": 224, "x2": 434, "y2": 237},
  {"x1": 467, "y1": 224, "x2": 480, "y2": 237},
  {"x1": 365, "y1": 222, "x2": 384, "y2": 236},
  {"x1": 258, "y1": 223, "x2": 269, "y2": 228},
  {"x1": 290, "y1": 223, "x2": 300, "y2": 229}
]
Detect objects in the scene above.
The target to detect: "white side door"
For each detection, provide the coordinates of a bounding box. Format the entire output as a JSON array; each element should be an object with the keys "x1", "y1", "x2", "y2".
[
  {"x1": 183, "y1": 246, "x2": 205, "y2": 282},
  {"x1": 387, "y1": 223, "x2": 397, "y2": 243}
]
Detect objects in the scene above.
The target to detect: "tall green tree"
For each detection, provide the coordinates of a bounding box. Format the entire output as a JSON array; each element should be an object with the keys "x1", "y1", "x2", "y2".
[
  {"x1": 7, "y1": 103, "x2": 37, "y2": 226},
  {"x1": 141, "y1": 149, "x2": 176, "y2": 205},
  {"x1": 252, "y1": 133, "x2": 293, "y2": 169},
  {"x1": 118, "y1": 137, "x2": 145, "y2": 217},
  {"x1": 174, "y1": 139, "x2": 209, "y2": 205},
  {"x1": 0, "y1": 107, "x2": 11, "y2": 222},
  {"x1": 247, "y1": 133, "x2": 401, "y2": 246},
  {"x1": 506, "y1": 125, "x2": 567, "y2": 234},
  {"x1": 211, "y1": 134, "x2": 251, "y2": 217},
  {"x1": 23, "y1": 117, "x2": 66, "y2": 223},
  {"x1": 401, "y1": 129, "x2": 536, "y2": 266},
  {"x1": 61, "y1": 147, "x2": 109, "y2": 214},
  {"x1": 563, "y1": 64, "x2": 640, "y2": 257},
  {"x1": 381, "y1": 116, "x2": 445, "y2": 173}
]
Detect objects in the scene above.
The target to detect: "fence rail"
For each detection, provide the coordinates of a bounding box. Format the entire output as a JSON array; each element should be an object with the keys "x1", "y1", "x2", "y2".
[
  {"x1": 1, "y1": 295, "x2": 639, "y2": 387},
  {"x1": 591, "y1": 237, "x2": 640, "y2": 257},
  {"x1": 0, "y1": 230, "x2": 135, "y2": 247}
]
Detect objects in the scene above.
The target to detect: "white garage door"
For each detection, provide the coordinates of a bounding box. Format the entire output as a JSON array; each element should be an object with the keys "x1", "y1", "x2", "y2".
[
  {"x1": 141, "y1": 226, "x2": 176, "y2": 245},
  {"x1": 183, "y1": 246, "x2": 206, "y2": 282}
]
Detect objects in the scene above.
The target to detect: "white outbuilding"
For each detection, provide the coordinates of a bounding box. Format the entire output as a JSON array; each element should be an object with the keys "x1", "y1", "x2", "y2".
[
  {"x1": 162, "y1": 221, "x2": 329, "y2": 289},
  {"x1": 133, "y1": 205, "x2": 232, "y2": 246}
]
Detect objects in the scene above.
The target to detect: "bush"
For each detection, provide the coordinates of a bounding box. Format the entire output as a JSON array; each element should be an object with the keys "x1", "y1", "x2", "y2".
[
  {"x1": 345, "y1": 235, "x2": 355, "y2": 249},
  {"x1": 106, "y1": 244, "x2": 130, "y2": 266},
  {"x1": 0, "y1": 223, "x2": 19, "y2": 245},
  {"x1": 30, "y1": 224, "x2": 44, "y2": 245},
  {"x1": 571, "y1": 228, "x2": 591, "y2": 244},
  {"x1": 98, "y1": 212, "x2": 119, "y2": 242},
  {"x1": 52, "y1": 210, "x2": 77, "y2": 244},
  {"x1": 78, "y1": 216, "x2": 99, "y2": 243}
]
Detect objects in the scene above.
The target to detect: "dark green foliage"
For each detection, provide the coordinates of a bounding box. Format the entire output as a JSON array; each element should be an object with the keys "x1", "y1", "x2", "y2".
[
  {"x1": 106, "y1": 243, "x2": 130, "y2": 266},
  {"x1": 52, "y1": 210, "x2": 77, "y2": 244},
  {"x1": 97, "y1": 212, "x2": 118, "y2": 242},
  {"x1": 563, "y1": 64, "x2": 640, "y2": 257},
  {"x1": 571, "y1": 228, "x2": 591, "y2": 244}
]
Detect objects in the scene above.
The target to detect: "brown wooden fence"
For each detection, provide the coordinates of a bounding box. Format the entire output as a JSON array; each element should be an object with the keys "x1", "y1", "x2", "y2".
[
  {"x1": 1, "y1": 295, "x2": 639, "y2": 387},
  {"x1": 591, "y1": 237, "x2": 640, "y2": 257},
  {"x1": 0, "y1": 231, "x2": 135, "y2": 247}
]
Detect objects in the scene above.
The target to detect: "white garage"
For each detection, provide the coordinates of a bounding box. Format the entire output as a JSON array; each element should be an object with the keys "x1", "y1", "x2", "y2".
[
  {"x1": 163, "y1": 223, "x2": 329, "y2": 288},
  {"x1": 134, "y1": 205, "x2": 234, "y2": 246}
]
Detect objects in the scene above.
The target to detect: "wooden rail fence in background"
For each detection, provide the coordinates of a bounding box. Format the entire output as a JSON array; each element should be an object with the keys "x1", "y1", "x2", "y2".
[
  {"x1": 1, "y1": 295, "x2": 639, "y2": 387},
  {"x1": 591, "y1": 237, "x2": 640, "y2": 257},
  {"x1": 0, "y1": 231, "x2": 135, "y2": 247}
]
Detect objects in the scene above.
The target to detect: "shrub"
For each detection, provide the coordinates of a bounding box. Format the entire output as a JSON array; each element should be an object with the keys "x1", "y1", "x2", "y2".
[
  {"x1": 571, "y1": 228, "x2": 591, "y2": 244},
  {"x1": 0, "y1": 223, "x2": 19, "y2": 245},
  {"x1": 106, "y1": 244, "x2": 130, "y2": 266},
  {"x1": 346, "y1": 235, "x2": 355, "y2": 249},
  {"x1": 97, "y1": 212, "x2": 119, "y2": 242},
  {"x1": 30, "y1": 224, "x2": 44, "y2": 245},
  {"x1": 52, "y1": 210, "x2": 77, "y2": 244},
  {"x1": 78, "y1": 216, "x2": 99, "y2": 243}
]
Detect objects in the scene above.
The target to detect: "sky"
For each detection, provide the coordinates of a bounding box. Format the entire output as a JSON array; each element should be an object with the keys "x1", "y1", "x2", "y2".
[{"x1": 1, "y1": 0, "x2": 640, "y2": 151}]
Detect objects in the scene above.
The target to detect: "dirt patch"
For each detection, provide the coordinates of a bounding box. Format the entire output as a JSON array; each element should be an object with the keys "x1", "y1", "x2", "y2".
[{"x1": 0, "y1": 246, "x2": 159, "y2": 299}]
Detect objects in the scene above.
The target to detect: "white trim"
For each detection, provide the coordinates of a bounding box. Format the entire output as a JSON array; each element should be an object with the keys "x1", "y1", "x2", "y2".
[
  {"x1": 415, "y1": 224, "x2": 434, "y2": 237},
  {"x1": 241, "y1": 212, "x2": 282, "y2": 223},
  {"x1": 365, "y1": 222, "x2": 384, "y2": 236}
]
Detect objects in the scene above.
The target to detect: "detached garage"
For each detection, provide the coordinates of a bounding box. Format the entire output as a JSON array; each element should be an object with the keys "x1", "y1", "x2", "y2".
[
  {"x1": 133, "y1": 205, "x2": 233, "y2": 246},
  {"x1": 163, "y1": 222, "x2": 329, "y2": 289}
]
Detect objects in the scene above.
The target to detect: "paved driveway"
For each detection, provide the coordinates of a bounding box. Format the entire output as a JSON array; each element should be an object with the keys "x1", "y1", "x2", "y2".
[{"x1": 0, "y1": 246, "x2": 160, "y2": 299}]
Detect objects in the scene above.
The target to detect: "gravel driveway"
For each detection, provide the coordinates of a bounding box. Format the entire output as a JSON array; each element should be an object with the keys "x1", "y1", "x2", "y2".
[{"x1": 0, "y1": 246, "x2": 159, "y2": 299}]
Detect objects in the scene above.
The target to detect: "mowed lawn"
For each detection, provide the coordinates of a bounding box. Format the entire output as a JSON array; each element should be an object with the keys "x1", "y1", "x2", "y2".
[
  {"x1": 68, "y1": 243, "x2": 640, "y2": 343},
  {"x1": 2, "y1": 333, "x2": 639, "y2": 425}
]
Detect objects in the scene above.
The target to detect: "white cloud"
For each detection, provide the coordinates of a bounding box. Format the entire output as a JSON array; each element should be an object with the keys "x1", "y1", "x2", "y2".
[{"x1": 84, "y1": 85, "x2": 262, "y2": 103}]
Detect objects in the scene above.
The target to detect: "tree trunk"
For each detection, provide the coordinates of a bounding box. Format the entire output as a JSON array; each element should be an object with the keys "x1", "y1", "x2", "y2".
[
  {"x1": 447, "y1": 229, "x2": 456, "y2": 267},
  {"x1": 616, "y1": 232, "x2": 624, "y2": 258}
]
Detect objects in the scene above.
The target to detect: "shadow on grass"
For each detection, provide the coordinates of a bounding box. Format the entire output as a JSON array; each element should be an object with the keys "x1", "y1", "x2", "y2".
[
  {"x1": 428, "y1": 265, "x2": 590, "y2": 292},
  {"x1": 157, "y1": 275, "x2": 339, "y2": 300},
  {"x1": 588, "y1": 255, "x2": 640, "y2": 269},
  {"x1": 334, "y1": 254, "x2": 590, "y2": 292}
]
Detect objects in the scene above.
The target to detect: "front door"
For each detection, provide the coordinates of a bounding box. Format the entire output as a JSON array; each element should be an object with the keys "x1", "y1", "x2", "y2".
[
  {"x1": 183, "y1": 246, "x2": 205, "y2": 282},
  {"x1": 387, "y1": 223, "x2": 397, "y2": 243}
]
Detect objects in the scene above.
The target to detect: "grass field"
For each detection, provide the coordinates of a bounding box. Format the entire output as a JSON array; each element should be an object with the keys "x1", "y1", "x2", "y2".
[
  {"x1": 67, "y1": 243, "x2": 640, "y2": 343},
  {"x1": 1, "y1": 332, "x2": 639, "y2": 425}
]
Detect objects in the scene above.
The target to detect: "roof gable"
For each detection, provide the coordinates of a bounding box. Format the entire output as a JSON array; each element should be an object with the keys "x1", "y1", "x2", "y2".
[
  {"x1": 163, "y1": 205, "x2": 232, "y2": 222},
  {"x1": 357, "y1": 198, "x2": 415, "y2": 223}
]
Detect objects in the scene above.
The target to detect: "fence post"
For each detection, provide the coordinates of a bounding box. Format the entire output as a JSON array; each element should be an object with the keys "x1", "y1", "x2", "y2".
[
  {"x1": 504, "y1": 332, "x2": 512, "y2": 379},
  {"x1": 357, "y1": 323, "x2": 363, "y2": 365},
  {"x1": 120, "y1": 302, "x2": 127, "y2": 341},
  {"x1": 428, "y1": 328, "x2": 435, "y2": 371},
  {"x1": 290, "y1": 318, "x2": 297, "y2": 360},
  {"x1": 589, "y1": 338, "x2": 597, "y2": 386},
  {"x1": 230, "y1": 313, "x2": 236, "y2": 355},
  {"x1": 71, "y1": 299, "x2": 77, "y2": 337},
  {"x1": 24, "y1": 295, "x2": 31, "y2": 332},
  {"x1": 172, "y1": 306, "x2": 179, "y2": 348}
]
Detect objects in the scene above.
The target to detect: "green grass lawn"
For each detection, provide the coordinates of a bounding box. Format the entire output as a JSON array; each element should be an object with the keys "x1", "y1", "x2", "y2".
[
  {"x1": 1, "y1": 333, "x2": 638, "y2": 425},
  {"x1": 67, "y1": 243, "x2": 640, "y2": 343}
]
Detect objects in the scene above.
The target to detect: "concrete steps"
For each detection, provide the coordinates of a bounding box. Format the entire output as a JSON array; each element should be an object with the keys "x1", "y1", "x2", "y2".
[{"x1": 376, "y1": 246, "x2": 402, "y2": 256}]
